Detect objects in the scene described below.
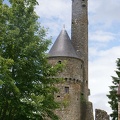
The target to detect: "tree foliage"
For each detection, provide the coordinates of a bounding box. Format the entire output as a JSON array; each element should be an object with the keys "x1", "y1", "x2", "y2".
[
  {"x1": 0, "y1": 0, "x2": 62, "y2": 119},
  {"x1": 107, "y1": 58, "x2": 120, "y2": 120}
]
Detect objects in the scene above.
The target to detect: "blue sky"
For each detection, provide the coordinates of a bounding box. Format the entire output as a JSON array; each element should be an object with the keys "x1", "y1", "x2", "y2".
[{"x1": 35, "y1": 0, "x2": 120, "y2": 116}]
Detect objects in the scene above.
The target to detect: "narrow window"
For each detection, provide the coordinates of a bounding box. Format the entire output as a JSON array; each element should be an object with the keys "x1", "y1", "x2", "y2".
[
  {"x1": 81, "y1": 64, "x2": 83, "y2": 69},
  {"x1": 82, "y1": 4, "x2": 86, "y2": 7},
  {"x1": 81, "y1": 93, "x2": 84, "y2": 96},
  {"x1": 81, "y1": 93, "x2": 84, "y2": 101},
  {"x1": 65, "y1": 87, "x2": 69, "y2": 93},
  {"x1": 58, "y1": 61, "x2": 61, "y2": 64},
  {"x1": 65, "y1": 78, "x2": 67, "y2": 81}
]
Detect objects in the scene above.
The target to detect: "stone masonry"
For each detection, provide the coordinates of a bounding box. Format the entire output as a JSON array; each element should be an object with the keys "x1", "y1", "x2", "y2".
[
  {"x1": 71, "y1": 0, "x2": 88, "y2": 100},
  {"x1": 95, "y1": 109, "x2": 109, "y2": 120},
  {"x1": 49, "y1": 57, "x2": 83, "y2": 120}
]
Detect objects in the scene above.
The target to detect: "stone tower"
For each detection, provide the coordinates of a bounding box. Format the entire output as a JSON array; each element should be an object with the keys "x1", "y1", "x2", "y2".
[
  {"x1": 48, "y1": 0, "x2": 93, "y2": 120},
  {"x1": 71, "y1": 0, "x2": 88, "y2": 100},
  {"x1": 49, "y1": 28, "x2": 83, "y2": 120}
]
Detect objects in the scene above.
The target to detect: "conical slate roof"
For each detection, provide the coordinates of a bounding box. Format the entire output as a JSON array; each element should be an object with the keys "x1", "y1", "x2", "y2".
[{"x1": 49, "y1": 28, "x2": 78, "y2": 58}]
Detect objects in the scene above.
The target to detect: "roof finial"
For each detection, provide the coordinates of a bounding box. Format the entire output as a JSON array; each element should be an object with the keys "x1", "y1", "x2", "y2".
[{"x1": 63, "y1": 24, "x2": 65, "y2": 30}]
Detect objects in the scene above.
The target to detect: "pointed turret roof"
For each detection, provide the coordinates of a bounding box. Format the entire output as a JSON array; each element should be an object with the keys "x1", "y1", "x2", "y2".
[{"x1": 49, "y1": 28, "x2": 78, "y2": 59}]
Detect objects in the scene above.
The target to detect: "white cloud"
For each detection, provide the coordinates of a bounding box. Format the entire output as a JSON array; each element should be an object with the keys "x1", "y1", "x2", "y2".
[
  {"x1": 36, "y1": 0, "x2": 71, "y2": 38},
  {"x1": 89, "y1": 93, "x2": 112, "y2": 115},
  {"x1": 89, "y1": 46, "x2": 120, "y2": 94},
  {"x1": 89, "y1": 31, "x2": 115, "y2": 42},
  {"x1": 89, "y1": 0, "x2": 120, "y2": 26},
  {"x1": 89, "y1": 46, "x2": 120, "y2": 115},
  {"x1": 36, "y1": 0, "x2": 71, "y2": 19}
]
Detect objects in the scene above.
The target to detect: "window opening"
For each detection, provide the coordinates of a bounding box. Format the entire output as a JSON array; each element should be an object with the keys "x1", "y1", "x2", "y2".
[
  {"x1": 81, "y1": 93, "x2": 84, "y2": 96},
  {"x1": 82, "y1": 4, "x2": 86, "y2": 7},
  {"x1": 81, "y1": 64, "x2": 83, "y2": 69},
  {"x1": 58, "y1": 61, "x2": 62, "y2": 64},
  {"x1": 65, "y1": 87, "x2": 69, "y2": 93}
]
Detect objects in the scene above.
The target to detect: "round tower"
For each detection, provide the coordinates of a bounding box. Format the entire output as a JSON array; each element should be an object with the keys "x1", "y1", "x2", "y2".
[
  {"x1": 71, "y1": 0, "x2": 88, "y2": 100},
  {"x1": 48, "y1": 28, "x2": 83, "y2": 120},
  {"x1": 71, "y1": 0, "x2": 88, "y2": 58}
]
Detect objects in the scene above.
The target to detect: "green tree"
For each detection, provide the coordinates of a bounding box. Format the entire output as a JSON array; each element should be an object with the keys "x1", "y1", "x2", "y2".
[
  {"x1": 0, "y1": 0, "x2": 62, "y2": 119},
  {"x1": 107, "y1": 58, "x2": 120, "y2": 120}
]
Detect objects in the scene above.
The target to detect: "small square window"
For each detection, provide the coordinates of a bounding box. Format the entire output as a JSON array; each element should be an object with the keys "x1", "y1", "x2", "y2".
[{"x1": 65, "y1": 87, "x2": 69, "y2": 93}]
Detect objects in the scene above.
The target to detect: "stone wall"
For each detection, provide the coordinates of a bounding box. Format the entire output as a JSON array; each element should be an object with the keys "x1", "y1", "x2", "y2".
[
  {"x1": 49, "y1": 57, "x2": 83, "y2": 120},
  {"x1": 48, "y1": 57, "x2": 83, "y2": 82},
  {"x1": 85, "y1": 102, "x2": 94, "y2": 120},
  {"x1": 55, "y1": 81, "x2": 81, "y2": 120},
  {"x1": 95, "y1": 109, "x2": 109, "y2": 120}
]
